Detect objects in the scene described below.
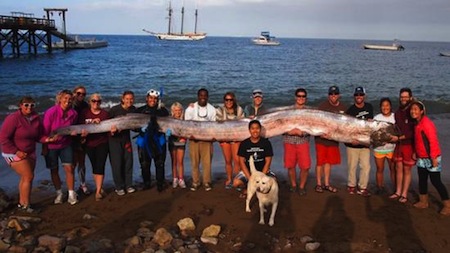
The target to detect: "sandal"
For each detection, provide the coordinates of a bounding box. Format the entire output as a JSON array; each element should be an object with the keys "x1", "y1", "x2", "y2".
[
  {"x1": 324, "y1": 185, "x2": 338, "y2": 193},
  {"x1": 225, "y1": 182, "x2": 233, "y2": 190},
  {"x1": 389, "y1": 193, "x2": 400, "y2": 199},
  {"x1": 399, "y1": 196, "x2": 408, "y2": 203},
  {"x1": 315, "y1": 185, "x2": 323, "y2": 193}
]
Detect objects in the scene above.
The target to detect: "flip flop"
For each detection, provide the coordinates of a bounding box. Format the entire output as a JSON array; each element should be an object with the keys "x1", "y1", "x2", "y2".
[{"x1": 324, "y1": 185, "x2": 338, "y2": 193}]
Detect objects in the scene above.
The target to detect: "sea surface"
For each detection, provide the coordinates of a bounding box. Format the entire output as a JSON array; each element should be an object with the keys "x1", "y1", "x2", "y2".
[{"x1": 1, "y1": 35, "x2": 450, "y2": 117}]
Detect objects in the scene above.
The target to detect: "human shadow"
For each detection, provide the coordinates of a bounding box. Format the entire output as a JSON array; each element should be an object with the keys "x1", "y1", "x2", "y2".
[
  {"x1": 365, "y1": 196, "x2": 426, "y2": 252},
  {"x1": 312, "y1": 195, "x2": 354, "y2": 252}
]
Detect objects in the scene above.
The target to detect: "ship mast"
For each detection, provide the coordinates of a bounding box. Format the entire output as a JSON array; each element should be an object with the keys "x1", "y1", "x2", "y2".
[
  {"x1": 194, "y1": 8, "x2": 198, "y2": 34},
  {"x1": 180, "y1": 1, "x2": 185, "y2": 34},
  {"x1": 167, "y1": 1, "x2": 173, "y2": 34}
]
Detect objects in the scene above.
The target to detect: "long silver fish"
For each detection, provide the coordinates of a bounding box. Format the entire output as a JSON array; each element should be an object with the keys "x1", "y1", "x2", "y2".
[{"x1": 53, "y1": 109, "x2": 395, "y2": 146}]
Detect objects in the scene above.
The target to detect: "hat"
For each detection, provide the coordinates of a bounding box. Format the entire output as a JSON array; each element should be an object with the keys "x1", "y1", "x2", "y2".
[
  {"x1": 354, "y1": 86, "x2": 365, "y2": 95},
  {"x1": 252, "y1": 89, "x2": 263, "y2": 98},
  {"x1": 146, "y1": 89, "x2": 160, "y2": 98},
  {"x1": 328, "y1": 86, "x2": 339, "y2": 94}
]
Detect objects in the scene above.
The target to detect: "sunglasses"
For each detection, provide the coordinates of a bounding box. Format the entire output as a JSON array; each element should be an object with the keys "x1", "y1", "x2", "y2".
[
  {"x1": 224, "y1": 98, "x2": 234, "y2": 102},
  {"x1": 23, "y1": 103, "x2": 35, "y2": 108},
  {"x1": 296, "y1": 95, "x2": 306, "y2": 98},
  {"x1": 76, "y1": 92, "x2": 86, "y2": 96},
  {"x1": 91, "y1": 99, "x2": 102, "y2": 103}
]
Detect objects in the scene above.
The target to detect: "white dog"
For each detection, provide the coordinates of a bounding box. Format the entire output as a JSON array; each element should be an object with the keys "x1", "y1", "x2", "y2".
[{"x1": 245, "y1": 156, "x2": 279, "y2": 226}]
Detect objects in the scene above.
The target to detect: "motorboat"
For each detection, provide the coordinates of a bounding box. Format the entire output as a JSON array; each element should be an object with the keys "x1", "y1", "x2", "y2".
[
  {"x1": 440, "y1": 52, "x2": 450, "y2": 57},
  {"x1": 252, "y1": 31, "x2": 280, "y2": 46},
  {"x1": 363, "y1": 40, "x2": 404, "y2": 51}
]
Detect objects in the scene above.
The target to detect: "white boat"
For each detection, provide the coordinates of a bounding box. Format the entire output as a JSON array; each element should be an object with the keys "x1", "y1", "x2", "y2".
[
  {"x1": 49, "y1": 36, "x2": 108, "y2": 49},
  {"x1": 144, "y1": 1, "x2": 206, "y2": 41},
  {"x1": 363, "y1": 40, "x2": 404, "y2": 51},
  {"x1": 252, "y1": 32, "x2": 280, "y2": 46},
  {"x1": 440, "y1": 52, "x2": 450, "y2": 57}
]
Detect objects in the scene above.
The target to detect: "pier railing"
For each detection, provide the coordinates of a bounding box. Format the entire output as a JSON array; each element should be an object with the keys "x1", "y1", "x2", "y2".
[{"x1": 0, "y1": 15, "x2": 55, "y2": 30}]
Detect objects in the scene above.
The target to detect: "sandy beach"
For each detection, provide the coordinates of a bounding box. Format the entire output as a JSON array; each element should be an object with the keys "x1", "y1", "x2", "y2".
[{"x1": 1, "y1": 116, "x2": 450, "y2": 252}]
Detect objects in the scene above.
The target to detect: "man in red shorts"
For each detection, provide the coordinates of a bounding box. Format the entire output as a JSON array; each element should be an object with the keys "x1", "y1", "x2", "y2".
[
  {"x1": 314, "y1": 86, "x2": 347, "y2": 193},
  {"x1": 389, "y1": 88, "x2": 415, "y2": 203},
  {"x1": 283, "y1": 88, "x2": 311, "y2": 196}
]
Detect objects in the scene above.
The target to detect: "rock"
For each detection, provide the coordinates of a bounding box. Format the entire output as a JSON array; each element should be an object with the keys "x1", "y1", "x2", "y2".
[
  {"x1": 9, "y1": 215, "x2": 42, "y2": 223},
  {"x1": 200, "y1": 236, "x2": 218, "y2": 245},
  {"x1": 8, "y1": 219, "x2": 24, "y2": 232},
  {"x1": 153, "y1": 228, "x2": 173, "y2": 247},
  {"x1": 300, "y1": 235, "x2": 314, "y2": 244},
  {"x1": 65, "y1": 226, "x2": 91, "y2": 241},
  {"x1": 171, "y1": 238, "x2": 184, "y2": 249},
  {"x1": 140, "y1": 220, "x2": 154, "y2": 228},
  {"x1": 127, "y1": 235, "x2": 141, "y2": 246},
  {"x1": 0, "y1": 239, "x2": 10, "y2": 252},
  {"x1": 137, "y1": 227, "x2": 154, "y2": 241},
  {"x1": 177, "y1": 218, "x2": 196, "y2": 231},
  {"x1": 7, "y1": 245, "x2": 27, "y2": 253},
  {"x1": 82, "y1": 213, "x2": 97, "y2": 220},
  {"x1": 38, "y1": 235, "x2": 67, "y2": 253},
  {"x1": 283, "y1": 242, "x2": 292, "y2": 251},
  {"x1": 201, "y1": 224, "x2": 221, "y2": 238},
  {"x1": 305, "y1": 242, "x2": 320, "y2": 251},
  {"x1": 64, "y1": 245, "x2": 82, "y2": 253}
]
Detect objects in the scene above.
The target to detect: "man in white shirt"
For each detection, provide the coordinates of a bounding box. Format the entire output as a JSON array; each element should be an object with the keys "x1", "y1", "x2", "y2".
[{"x1": 184, "y1": 88, "x2": 217, "y2": 191}]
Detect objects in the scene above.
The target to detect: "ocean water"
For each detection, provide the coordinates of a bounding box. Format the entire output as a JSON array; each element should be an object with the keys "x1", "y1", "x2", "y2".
[{"x1": 1, "y1": 35, "x2": 450, "y2": 117}]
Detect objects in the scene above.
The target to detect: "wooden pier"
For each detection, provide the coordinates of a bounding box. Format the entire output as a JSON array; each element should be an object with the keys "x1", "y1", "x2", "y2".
[{"x1": 0, "y1": 9, "x2": 72, "y2": 58}]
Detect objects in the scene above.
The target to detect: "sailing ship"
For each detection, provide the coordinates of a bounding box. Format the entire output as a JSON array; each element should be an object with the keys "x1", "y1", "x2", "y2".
[{"x1": 143, "y1": 1, "x2": 206, "y2": 41}]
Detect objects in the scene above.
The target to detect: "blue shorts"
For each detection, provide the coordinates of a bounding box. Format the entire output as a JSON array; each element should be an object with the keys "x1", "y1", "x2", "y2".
[
  {"x1": 46, "y1": 145, "x2": 73, "y2": 169},
  {"x1": 234, "y1": 170, "x2": 276, "y2": 184}
]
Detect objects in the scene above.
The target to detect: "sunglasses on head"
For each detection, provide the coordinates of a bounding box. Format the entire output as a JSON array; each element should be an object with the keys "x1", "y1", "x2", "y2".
[
  {"x1": 76, "y1": 91, "x2": 86, "y2": 96},
  {"x1": 91, "y1": 99, "x2": 102, "y2": 103},
  {"x1": 23, "y1": 103, "x2": 35, "y2": 108}
]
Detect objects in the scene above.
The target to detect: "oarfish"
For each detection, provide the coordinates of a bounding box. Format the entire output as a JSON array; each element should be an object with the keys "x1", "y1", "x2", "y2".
[{"x1": 52, "y1": 108, "x2": 395, "y2": 146}]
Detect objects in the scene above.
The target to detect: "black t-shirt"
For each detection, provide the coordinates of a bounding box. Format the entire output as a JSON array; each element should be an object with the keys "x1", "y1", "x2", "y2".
[
  {"x1": 238, "y1": 137, "x2": 273, "y2": 172},
  {"x1": 108, "y1": 104, "x2": 136, "y2": 141},
  {"x1": 345, "y1": 102, "x2": 374, "y2": 148}
]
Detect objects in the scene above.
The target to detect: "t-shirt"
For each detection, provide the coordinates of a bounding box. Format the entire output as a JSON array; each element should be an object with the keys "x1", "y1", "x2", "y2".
[
  {"x1": 373, "y1": 113, "x2": 396, "y2": 153},
  {"x1": 314, "y1": 100, "x2": 347, "y2": 146},
  {"x1": 238, "y1": 137, "x2": 273, "y2": 172},
  {"x1": 345, "y1": 102, "x2": 374, "y2": 148},
  {"x1": 78, "y1": 109, "x2": 109, "y2": 148},
  {"x1": 108, "y1": 104, "x2": 136, "y2": 142}
]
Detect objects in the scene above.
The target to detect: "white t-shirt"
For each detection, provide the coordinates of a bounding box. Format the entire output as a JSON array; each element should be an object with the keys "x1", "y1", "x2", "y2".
[
  {"x1": 184, "y1": 102, "x2": 217, "y2": 121},
  {"x1": 373, "y1": 113, "x2": 396, "y2": 153}
]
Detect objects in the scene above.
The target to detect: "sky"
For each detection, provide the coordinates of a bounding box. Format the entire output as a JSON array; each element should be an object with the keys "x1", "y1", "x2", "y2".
[{"x1": 1, "y1": 0, "x2": 450, "y2": 42}]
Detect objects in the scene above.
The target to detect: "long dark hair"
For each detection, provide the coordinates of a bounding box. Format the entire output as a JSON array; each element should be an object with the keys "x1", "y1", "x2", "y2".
[{"x1": 223, "y1": 91, "x2": 238, "y2": 115}]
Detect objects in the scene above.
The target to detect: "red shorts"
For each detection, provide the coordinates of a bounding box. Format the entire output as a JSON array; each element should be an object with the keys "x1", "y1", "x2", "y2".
[
  {"x1": 284, "y1": 142, "x2": 311, "y2": 170},
  {"x1": 315, "y1": 143, "x2": 341, "y2": 166},
  {"x1": 393, "y1": 143, "x2": 416, "y2": 166}
]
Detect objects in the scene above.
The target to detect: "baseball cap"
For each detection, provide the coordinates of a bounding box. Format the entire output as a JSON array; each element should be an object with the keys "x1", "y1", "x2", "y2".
[
  {"x1": 252, "y1": 89, "x2": 263, "y2": 98},
  {"x1": 354, "y1": 86, "x2": 366, "y2": 95},
  {"x1": 328, "y1": 86, "x2": 339, "y2": 95},
  {"x1": 146, "y1": 89, "x2": 160, "y2": 98}
]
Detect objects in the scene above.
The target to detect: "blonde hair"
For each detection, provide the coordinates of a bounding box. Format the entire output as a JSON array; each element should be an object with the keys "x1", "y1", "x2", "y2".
[
  {"x1": 56, "y1": 89, "x2": 73, "y2": 104},
  {"x1": 170, "y1": 102, "x2": 184, "y2": 119},
  {"x1": 89, "y1": 93, "x2": 102, "y2": 101},
  {"x1": 73, "y1": 85, "x2": 86, "y2": 93}
]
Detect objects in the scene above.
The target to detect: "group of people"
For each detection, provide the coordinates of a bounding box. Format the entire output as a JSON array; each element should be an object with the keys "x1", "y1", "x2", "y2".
[{"x1": 1, "y1": 85, "x2": 449, "y2": 216}]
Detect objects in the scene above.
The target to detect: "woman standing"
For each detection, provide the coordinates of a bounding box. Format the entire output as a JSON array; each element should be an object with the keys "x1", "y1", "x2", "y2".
[
  {"x1": 78, "y1": 93, "x2": 110, "y2": 201},
  {"x1": 410, "y1": 101, "x2": 450, "y2": 215},
  {"x1": 109, "y1": 91, "x2": 136, "y2": 195},
  {"x1": 373, "y1": 98, "x2": 396, "y2": 195},
  {"x1": 0, "y1": 97, "x2": 53, "y2": 212},
  {"x1": 169, "y1": 102, "x2": 187, "y2": 189},
  {"x1": 42, "y1": 90, "x2": 79, "y2": 205},
  {"x1": 216, "y1": 92, "x2": 244, "y2": 189},
  {"x1": 72, "y1": 85, "x2": 90, "y2": 195}
]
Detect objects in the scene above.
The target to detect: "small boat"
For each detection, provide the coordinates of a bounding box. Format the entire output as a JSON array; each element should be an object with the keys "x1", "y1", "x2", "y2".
[
  {"x1": 363, "y1": 40, "x2": 404, "y2": 51},
  {"x1": 144, "y1": 1, "x2": 206, "y2": 41},
  {"x1": 48, "y1": 35, "x2": 108, "y2": 49},
  {"x1": 252, "y1": 31, "x2": 280, "y2": 46},
  {"x1": 440, "y1": 52, "x2": 450, "y2": 57}
]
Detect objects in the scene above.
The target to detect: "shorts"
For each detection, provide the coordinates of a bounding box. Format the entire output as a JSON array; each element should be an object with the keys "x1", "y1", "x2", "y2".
[
  {"x1": 2, "y1": 152, "x2": 36, "y2": 166},
  {"x1": 393, "y1": 144, "x2": 415, "y2": 166},
  {"x1": 45, "y1": 145, "x2": 74, "y2": 169},
  {"x1": 169, "y1": 142, "x2": 186, "y2": 152},
  {"x1": 315, "y1": 143, "x2": 341, "y2": 166},
  {"x1": 374, "y1": 151, "x2": 394, "y2": 159},
  {"x1": 234, "y1": 170, "x2": 276, "y2": 184},
  {"x1": 284, "y1": 142, "x2": 311, "y2": 170}
]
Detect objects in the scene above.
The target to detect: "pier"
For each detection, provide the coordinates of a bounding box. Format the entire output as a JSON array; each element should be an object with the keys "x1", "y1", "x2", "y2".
[{"x1": 0, "y1": 8, "x2": 72, "y2": 58}]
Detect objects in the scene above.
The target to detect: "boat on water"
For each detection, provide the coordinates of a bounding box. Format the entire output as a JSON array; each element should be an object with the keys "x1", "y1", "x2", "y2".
[
  {"x1": 252, "y1": 31, "x2": 280, "y2": 46},
  {"x1": 48, "y1": 35, "x2": 108, "y2": 49},
  {"x1": 143, "y1": 1, "x2": 206, "y2": 41},
  {"x1": 363, "y1": 40, "x2": 404, "y2": 51},
  {"x1": 440, "y1": 52, "x2": 450, "y2": 57}
]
